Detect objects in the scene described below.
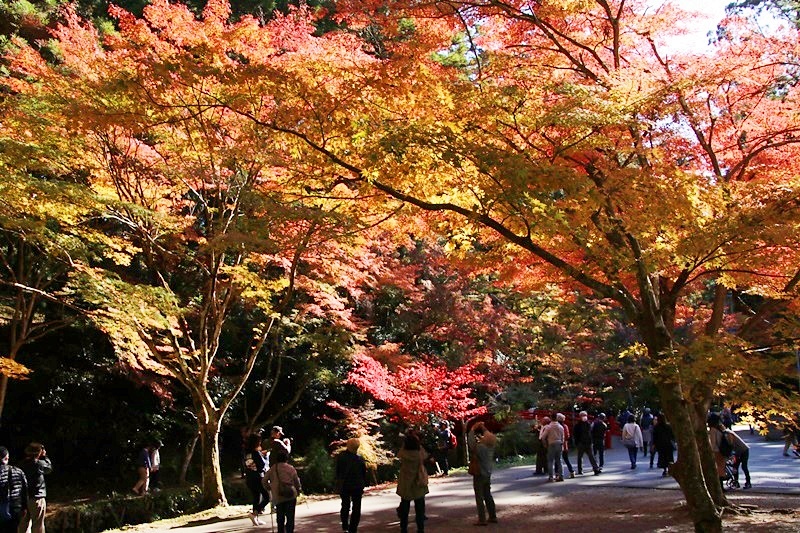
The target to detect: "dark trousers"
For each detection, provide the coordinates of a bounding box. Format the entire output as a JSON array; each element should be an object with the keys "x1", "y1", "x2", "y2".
[
  {"x1": 0, "y1": 516, "x2": 20, "y2": 533},
  {"x1": 340, "y1": 487, "x2": 363, "y2": 532},
  {"x1": 472, "y1": 475, "x2": 496, "y2": 523},
  {"x1": 149, "y1": 468, "x2": 161, "y2": 489},
  {"x1": 734, "y1": 449, "x2": 751, "y2": 485},
  {"x1": 534, "y1": 448, "x2": 547, "y2": 474},
  {"x1": 592, "y1": 438, "x2": 605, "y2": 467},
  {"x1": 561, "y1": 449, "x2": 573, "y2": 473},
  {"x1": 276, "y1": 499, "x2": 297, "y2": 533},
  {"x1": 576, "y1": 443, "x2": 599, "y2": 473},
  {"x1": 398, "y1": 497, "x2": 425, "y2": 533},
  {"x1": 246, "y1": 475, "x2": 270, "y2": 514},
  {"x1": 436, "y1": 448, "x2": 450, "y2": 475}
]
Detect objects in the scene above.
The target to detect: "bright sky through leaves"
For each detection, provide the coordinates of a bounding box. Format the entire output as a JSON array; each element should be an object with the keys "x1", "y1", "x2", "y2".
[{"x1": 665, "y1": 0, "x2": 728, "y2": 51}]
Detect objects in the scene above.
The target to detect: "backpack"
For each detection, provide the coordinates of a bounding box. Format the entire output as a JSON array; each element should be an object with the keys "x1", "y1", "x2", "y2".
[
  {"x1": 718, "y1": 430, "x2": 733, "y2": 458},
  {"x1": 448, "y1": 432, "x2": 457, "y2": 449}
]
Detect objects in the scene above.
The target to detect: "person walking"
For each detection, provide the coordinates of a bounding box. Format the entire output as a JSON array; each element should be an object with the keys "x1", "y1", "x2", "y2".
[
  {"x1": 131, "y1": 442, "x2": 152, "y2": 496},
  {"x1": 468, "y1": 422, "x2": 497, "y2": 526},
  {"x1": 336, "y1": 438, "x2": 367, "y2": 533},
  {"x1": 18, "y1": 443, "x2": 51, "y2": 533},
  {"x1": 640, "y1": 408, "x2": 654, "y2": 459},
  {"x1": 573, "y1": 411, "x2": 601, "y2": 475},
  {"x1": 539, "y1": 416, "x2": 564, "y2": 482},
  {"x1": 651, "y1": 414, "x2": 674, "y2": 477},
  {"x1": 0, "y1": 446, "x2": 28, "y2": 533},
  {"x1": 557, "y1": 414, "x2": 575, "y2": 478},
  {"x1": 396, "y1": 430, "x2": 429, "y2": 533},
  {"x1": 148, "y1": 441, "x2": 162, "y2": 492},
  {"x1": 265, "y1": 450, "x2": 301, "y2": 533},
  {"x1": 244, "y1": 434, "x2": 270, "y2": 526},
  {"x1": 591, "y1": 413, "x2": 608, "y2": 468},
  {"x1": 434, "y1": 422, "x2": 452, "y2": 476},
  {"x1": 621, "y1": 414, "x2": 643, "y2": 469}
]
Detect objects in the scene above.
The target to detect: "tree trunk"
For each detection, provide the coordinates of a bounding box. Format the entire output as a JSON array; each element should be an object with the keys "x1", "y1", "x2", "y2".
[
  {"x1": 198, "y1": 413, "x2": 226, "y2": 508},
  {"x1": 657, "y1": 379, "x2": 722, "y2": 533},
  {"x1": 179, "y1": 431, "x2": 200, "y2": 486},
  {"x1": 0, "y1": 374, "x2": 10, "y2": 425},
  {"x1": 0, "y1": 345, "x2": 22, "y2": 425},
  {"x1": 691, "y1": 386, "x2": 728, "y2": 507}
]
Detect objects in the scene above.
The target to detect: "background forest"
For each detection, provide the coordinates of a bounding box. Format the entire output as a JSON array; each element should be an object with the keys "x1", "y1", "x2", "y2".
[{"x1": 1, "y1": 1, "x2": 800, "y2": 532}]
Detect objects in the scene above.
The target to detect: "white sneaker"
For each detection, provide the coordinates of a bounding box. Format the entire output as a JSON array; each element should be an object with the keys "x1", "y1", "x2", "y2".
[{"x1": 248, "y1": 512, "x2": 260, "y2": 526}]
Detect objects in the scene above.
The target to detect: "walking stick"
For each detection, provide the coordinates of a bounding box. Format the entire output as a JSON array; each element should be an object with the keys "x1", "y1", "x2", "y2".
[{"x1": 268, "y1": 504, "x2": 274, "y2": 533}]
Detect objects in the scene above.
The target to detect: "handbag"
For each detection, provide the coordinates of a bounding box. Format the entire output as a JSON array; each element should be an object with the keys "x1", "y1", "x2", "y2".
[
  {"x1": 0, "y1": 466, "x2": 12, "y2": 522},
  {"x1": 621, "y1": 429, "x2": 636, "y2": 448},
  {"x1": 468, "y1": 454, "x2": 480, "y2": 476}
]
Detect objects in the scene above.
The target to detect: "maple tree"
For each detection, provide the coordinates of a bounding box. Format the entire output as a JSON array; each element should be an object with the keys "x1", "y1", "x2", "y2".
[
  {"x1": 1, "y1": 0, "x2": 375, "y2": 506},
  {"x1": 3, "y1": 2, "x2": 800, "y2": 529},
  {"x1": 347, "y1": 350, "x2": 486, "y2": 425},
  {"x1": 198, "y1": 1, "x2": 800, "y2": 530},
  {"x1": 0, "y1": 89, "x2": 109, "y2": 420}
]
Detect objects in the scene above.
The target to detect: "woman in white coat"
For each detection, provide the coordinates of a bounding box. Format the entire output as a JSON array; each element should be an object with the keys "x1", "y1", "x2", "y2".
[{"x1": 621, "y1": 414, "x2": 644, "y2": 469}]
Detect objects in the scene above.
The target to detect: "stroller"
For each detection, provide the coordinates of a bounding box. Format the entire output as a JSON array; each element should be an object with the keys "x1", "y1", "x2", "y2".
[{"x1": 724, "y1": 454, "x2": 740, "y2": 489}]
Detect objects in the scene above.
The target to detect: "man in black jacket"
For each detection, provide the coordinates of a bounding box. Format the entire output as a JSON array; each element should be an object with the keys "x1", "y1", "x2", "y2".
[
  {"x1": 574, "y1": 412, "x2": 601, "y2": 475},
  {"x1": 19, "y1": 443, "x2": 52, "y2": 533},
  {"x1": 0, "y1": 446, "x2": 28, "y2": 533},
  {"x1": 591, "y1": 413, "x2": 608, "y2": 468},
  {"x1": 336, "y1": 438, "x2": 367, "y2": 533}
]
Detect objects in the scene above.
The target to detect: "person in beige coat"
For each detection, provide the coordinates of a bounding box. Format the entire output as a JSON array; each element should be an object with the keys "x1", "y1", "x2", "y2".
[
  {"x1": 264, "y1": 450, "x2": 302, "y2": 533},
  {"x1": 396, "y1": 430, "x2": 429, "y2": 533}
]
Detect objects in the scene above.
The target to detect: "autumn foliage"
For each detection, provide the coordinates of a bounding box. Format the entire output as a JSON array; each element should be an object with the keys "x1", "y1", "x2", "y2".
[
  {"x1": 347, "y1": 351, "x2": 486, "y2": 425},
  {"x1": 3, "y1": 0, "x2": 800, "y2": 527}
]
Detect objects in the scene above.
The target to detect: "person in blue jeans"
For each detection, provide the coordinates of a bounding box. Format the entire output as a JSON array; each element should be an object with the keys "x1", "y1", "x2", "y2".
[
  {"x1": 336, "y1": 438, "x2": 367, "y2": 533},
  {"x1": 621, "y1": 415, "x2": 643, "y2": 469}
]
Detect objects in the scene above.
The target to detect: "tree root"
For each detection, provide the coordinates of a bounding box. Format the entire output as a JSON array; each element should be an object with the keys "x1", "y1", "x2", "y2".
[{"x1": 720, "y1": 503, "x2": 754, "y2": 516}]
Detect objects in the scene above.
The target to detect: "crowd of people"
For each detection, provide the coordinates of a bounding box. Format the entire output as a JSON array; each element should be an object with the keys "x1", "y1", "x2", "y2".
[{"x1": 0, "y1": 405, "x2": 789, "y2": 533}]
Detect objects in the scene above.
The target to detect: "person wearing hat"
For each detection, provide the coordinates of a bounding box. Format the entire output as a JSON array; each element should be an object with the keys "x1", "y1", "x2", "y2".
[
  {"x1": 573, "y1": 412, "x2": 601, "y2": 476},
  {"x1": 268, "y1": 426, "x2": 292, "y2": 467},
  {"x1": 0, "y1": 446, "x2": 28, "y2": 533},
  {"x1": 468, "y1": 422, "x2": 498, "y2": 526},
  {"x1": 18, "y1": 443, "x2": 51, "y2": 533},
  {"x1": 336, "y1": 438, "x2": 367, "y2": 533},
  {"x1": 591, "y1": 413, "x2": 608, "y2": 468}
]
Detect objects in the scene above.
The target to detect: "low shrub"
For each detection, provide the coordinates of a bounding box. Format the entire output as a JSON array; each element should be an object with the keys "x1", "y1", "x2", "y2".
[{"x1": 48, "y1": 486, "x2": 202, "y2": 532}]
